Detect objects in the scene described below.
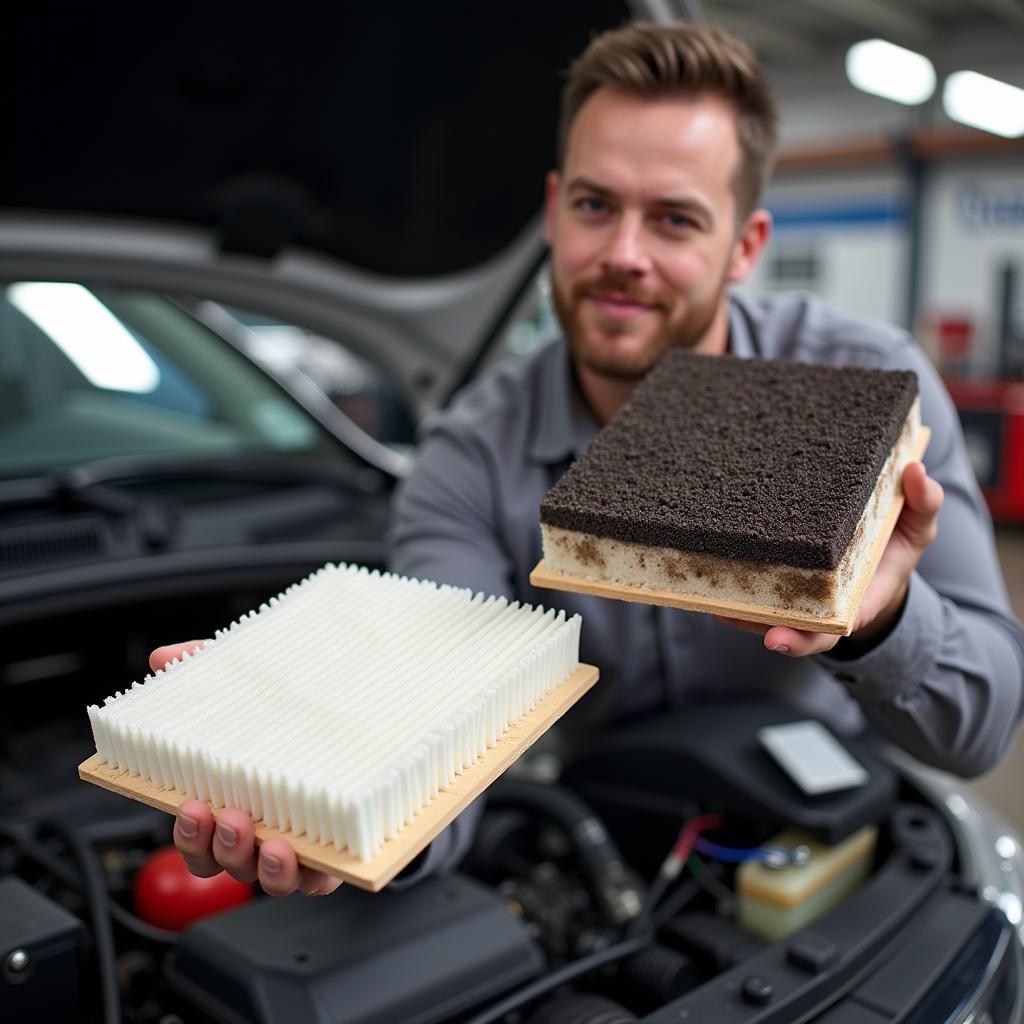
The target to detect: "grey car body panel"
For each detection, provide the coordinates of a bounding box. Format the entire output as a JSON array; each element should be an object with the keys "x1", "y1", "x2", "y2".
[{"x1": 0, "y1": 211, "x2": 546, "y2": 421}]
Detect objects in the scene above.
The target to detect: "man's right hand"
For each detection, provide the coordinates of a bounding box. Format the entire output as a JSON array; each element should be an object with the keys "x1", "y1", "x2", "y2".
[{"x1": 149, "y1": 643, "x2": 344, "y2": 899}]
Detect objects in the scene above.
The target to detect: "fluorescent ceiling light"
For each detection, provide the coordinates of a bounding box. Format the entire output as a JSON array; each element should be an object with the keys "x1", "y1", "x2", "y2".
[
  {"x1": 943, "y1": 71, "x2": 1024, "y2": 138},
  {"x1": 846, "y1": 39, "x2": 936, "y2": 106},
  {"x1": 9, "y1": 282, "x2": 161, "y2": 393}
]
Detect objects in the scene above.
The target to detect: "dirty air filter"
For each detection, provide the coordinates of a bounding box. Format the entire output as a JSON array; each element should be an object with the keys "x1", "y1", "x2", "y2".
[
  {"x1": 534, "y1": 352, "x2": 928, "y2": 635},
  {"x1": 83, "y1": 564, "x2": 587, "y2": 879}
]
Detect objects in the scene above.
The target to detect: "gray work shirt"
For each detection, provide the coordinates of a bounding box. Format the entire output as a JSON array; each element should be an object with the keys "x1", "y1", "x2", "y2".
[{"x1": 389, "y1": 290, "x2": 1024, "y2": 878}]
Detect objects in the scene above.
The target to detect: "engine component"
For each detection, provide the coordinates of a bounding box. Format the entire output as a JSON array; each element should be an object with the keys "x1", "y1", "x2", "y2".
[
  {"x1": 133, "y1": 845, "x2": 253, "y2": 931},
  {"x1": 488, "y1": 777, "x2": 645, "y2": 926},
  {"x1": 736, "y1": 824, "x2": 878, "y2": 940},
  {"x1": 528, "y1": 993, "x2": 638, "y2": 1023},
  {"x1": 500, "y1": 862, "x2": 590, "y2": 958},
  {"x1": 642, "y1": 806, "x2": 961, "y2": 1022},
  {"x1": 166, "y1": 873, "x2": 543, "y2": 1024},
  {"x1": 0, "y1": 875, "x2": 86, "y2": 1020},
  {"x1": 661, "y1": 910, "x2": 766, "y2": 975},
  {"x1": 621, "y1": 942, "x2": 696, "y2": 1005}
]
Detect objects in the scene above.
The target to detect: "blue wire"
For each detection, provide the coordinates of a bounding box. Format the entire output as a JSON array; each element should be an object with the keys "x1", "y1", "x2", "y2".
[
  {"x1": 692, "y1": 836, "x2": 772, "y2": 863},
  {"x1": 691, "y1": 837, "x2": 758, "y2": 862}
]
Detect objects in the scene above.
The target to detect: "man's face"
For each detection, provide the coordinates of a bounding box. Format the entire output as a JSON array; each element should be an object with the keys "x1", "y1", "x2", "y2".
[{"x1": 545, "y1": 87, "x2": 767, "y2": 380}]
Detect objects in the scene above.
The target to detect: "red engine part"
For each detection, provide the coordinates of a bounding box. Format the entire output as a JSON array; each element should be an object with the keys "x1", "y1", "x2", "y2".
[{"x1": 133, "y1": 845, "x2": 253, "y2": 931}]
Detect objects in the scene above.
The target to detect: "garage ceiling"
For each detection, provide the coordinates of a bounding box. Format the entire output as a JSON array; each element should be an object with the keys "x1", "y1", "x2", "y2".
[
  {"x1": 665, "y1": 0, "x2": 1024, "y2": 68},
  {"x1": 638, "y1": 0, "x2": 1024, "y2": 145}
]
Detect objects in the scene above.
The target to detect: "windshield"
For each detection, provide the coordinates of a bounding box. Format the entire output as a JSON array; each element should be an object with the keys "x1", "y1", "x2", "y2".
[{"x1": 0, "y1": 282, "x2": 347, "y2": 480}]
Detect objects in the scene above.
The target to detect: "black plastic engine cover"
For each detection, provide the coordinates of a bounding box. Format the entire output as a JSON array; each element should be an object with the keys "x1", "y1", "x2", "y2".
[
  {"x1": 563, "y1": 699, "x2": 897, "y2": 849},
  {"x1": 0, "y1": 876, "x2": 86, "y2": 1021},
  {"x1": 165, "y1": 872, "x2": 544, "y2": 1024}
]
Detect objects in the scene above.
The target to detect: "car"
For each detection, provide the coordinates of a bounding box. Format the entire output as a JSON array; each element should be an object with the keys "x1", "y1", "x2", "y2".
[{"x1": 2, "y1": 4, "x2": 1023, "y2": 1023}]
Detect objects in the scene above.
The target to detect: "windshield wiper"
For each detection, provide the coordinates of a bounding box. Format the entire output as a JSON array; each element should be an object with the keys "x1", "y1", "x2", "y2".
[
  {"x1": 0, "y1": 454, "x2": 386, "y2": 551},
  {"x1": 51, "y1": 470, "x2": 182, "y2": 552},
  {"x1": 53, "y1": 453, "x2": 385, "y2": 494}
]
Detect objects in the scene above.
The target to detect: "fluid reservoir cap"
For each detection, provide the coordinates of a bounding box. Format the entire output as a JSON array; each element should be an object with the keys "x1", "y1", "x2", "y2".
[
  {"x1": 133, "y1": 845, "x2": 253, "y2": 931},
  {"x1": 741, "y1": 974, "x2": 774, "y2": 1005}
]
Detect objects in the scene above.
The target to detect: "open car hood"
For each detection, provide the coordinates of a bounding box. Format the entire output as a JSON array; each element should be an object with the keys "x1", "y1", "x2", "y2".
[{"x1": 4, "y1": 2, "x2": 642, "y2": 411}]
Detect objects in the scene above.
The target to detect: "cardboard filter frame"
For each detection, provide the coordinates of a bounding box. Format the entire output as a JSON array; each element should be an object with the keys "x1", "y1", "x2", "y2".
[
  {"x1": 80, "y1": 663, "x2": 599, "y2": 891},
  {"x1": 532, "y1": 430, "x2": 930, "y2": 637}
]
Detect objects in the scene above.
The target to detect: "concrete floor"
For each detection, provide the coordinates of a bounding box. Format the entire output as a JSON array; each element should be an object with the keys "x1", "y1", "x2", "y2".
[{"x1": 964, "y1": 527, "x2": 1024, "y2": 833}]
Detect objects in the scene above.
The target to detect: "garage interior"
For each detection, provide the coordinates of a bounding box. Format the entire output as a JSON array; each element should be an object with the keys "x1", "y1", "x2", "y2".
[{"x1": 4, "y1": 2, "x2": 1024, "y2": 1021}]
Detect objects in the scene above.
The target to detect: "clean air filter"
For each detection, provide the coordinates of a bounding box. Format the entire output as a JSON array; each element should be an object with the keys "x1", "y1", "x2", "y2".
[{"x1": 85, "y1": 564, "x2": 587, "y2": 870}]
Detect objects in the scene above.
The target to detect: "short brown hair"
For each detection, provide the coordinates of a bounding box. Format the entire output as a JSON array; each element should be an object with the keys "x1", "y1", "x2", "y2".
[{"x1": 558, "y1": 21, "x2": 779, "y2": 219}]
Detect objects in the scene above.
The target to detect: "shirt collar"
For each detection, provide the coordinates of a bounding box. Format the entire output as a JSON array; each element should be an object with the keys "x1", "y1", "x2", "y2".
[
  {"x1": 527, "y1": 294, "x2": 754, "y2": 465},
  {"x1": 727, "y1": 291, "x2": 759, "y2": 358},
  {"x1": 527, "y1": 339, "x2": 596, "y2": 464}
]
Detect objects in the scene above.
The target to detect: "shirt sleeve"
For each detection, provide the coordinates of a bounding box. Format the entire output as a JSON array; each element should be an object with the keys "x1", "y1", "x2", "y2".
[
  {"x1": 819, "y1": 342, "x2": 1024, "y2": 776},
  {"x1": 383, "y1": 418, "x2": 515, "y2": 886},
  {"x1": 389, "y1": 418, "x2": 515, "y2": 599}
]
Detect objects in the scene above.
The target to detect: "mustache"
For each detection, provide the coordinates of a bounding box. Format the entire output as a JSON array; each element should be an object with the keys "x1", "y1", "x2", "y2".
[{"x1": 571, "y1": 273, "x2": 669, "y2": 309}]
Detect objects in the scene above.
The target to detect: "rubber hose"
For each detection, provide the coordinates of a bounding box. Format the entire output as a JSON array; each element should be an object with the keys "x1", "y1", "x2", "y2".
[{"x1": 528, "y1": 993, "x2": 638, "y2": 1024}]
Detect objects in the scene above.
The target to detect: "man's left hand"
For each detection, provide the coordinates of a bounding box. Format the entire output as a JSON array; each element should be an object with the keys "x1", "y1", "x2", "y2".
[{"x1": 716, "y1": 462, "x2": 944, "y2": 657}]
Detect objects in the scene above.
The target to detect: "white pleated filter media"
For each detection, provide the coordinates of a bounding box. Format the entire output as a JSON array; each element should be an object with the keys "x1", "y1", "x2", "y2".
[{"x1": 87, "y1": 563, "x2": 582, "y2": 862}]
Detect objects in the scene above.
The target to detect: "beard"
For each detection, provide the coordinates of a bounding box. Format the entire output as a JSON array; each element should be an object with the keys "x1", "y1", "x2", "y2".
[{"x1": 550, "y1": 266, "x2": 728, "y2": 381}]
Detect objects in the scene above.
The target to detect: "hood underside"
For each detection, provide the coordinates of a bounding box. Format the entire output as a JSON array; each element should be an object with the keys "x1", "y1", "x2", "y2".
[{"x1": 7, "y1": 3, "x2": 631, "y2": 275}]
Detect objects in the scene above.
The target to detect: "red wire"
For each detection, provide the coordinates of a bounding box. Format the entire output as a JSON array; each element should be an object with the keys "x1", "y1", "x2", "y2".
[{"x1": 670, "y1": 814, "x2": 724, "y2": 865}]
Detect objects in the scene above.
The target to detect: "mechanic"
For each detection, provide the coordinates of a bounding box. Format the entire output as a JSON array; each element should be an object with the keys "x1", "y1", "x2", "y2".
[{"x1": 158, "y1": 20, "x2": 1024, "y2": 898}]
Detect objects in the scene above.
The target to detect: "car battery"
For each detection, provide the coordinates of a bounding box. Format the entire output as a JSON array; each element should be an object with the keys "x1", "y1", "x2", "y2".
[
  {"x1": 0, "y1": 875, "x2": 87, "y2": 1020},
  {"x1": 945, "y1": 378, "x2": 1024, "y2": 523}
]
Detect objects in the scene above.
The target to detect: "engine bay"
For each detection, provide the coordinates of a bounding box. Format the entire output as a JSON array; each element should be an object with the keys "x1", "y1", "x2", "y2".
[{"x1": 1, "y1": 602, "x2": 1021, "y2": 1024}]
